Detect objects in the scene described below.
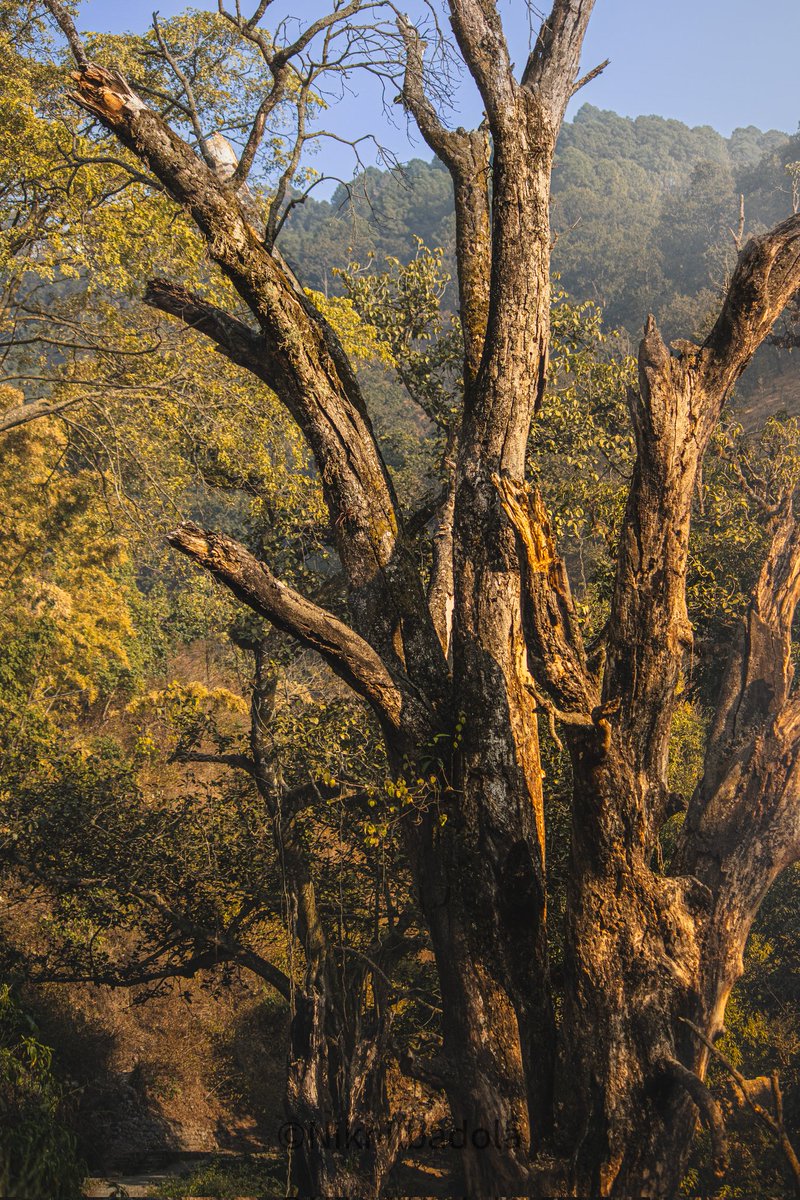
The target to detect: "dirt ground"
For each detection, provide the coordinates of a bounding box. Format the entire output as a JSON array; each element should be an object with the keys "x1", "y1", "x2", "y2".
[
  {"x1": 83, "y1": 1152, "x2": 456, "y2": 1198},
  {"x1": 84, "y1": 1159, "x2": 203, "y2": 1199}
]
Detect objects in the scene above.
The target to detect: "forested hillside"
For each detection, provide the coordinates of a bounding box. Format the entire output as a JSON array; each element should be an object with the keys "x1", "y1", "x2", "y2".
[
  {"x1": 283, "y1": 104, "x2": 799, "y2": 370},
  {"x1": 281, "y1": 105, "x2": 800, "y2": 431}
]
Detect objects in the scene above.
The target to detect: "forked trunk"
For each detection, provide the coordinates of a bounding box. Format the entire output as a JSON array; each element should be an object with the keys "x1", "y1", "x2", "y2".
[{"x1": 285, "y1": 977, "x2": 401, "y2": 1198}]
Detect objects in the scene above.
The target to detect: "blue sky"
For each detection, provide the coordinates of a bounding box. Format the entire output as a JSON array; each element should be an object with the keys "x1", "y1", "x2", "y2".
[{"x1": 74, "y1": 1, "x2": 800, "y2": 186}]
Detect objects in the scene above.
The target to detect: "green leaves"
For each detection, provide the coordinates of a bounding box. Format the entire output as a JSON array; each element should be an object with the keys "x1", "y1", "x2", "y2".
[
  {"x1": 0, "y1": 987, "x2": 84, "y2": 1199},
  {"x1": 689, "y1": 416, "x2": 800, "y2": 631},
  {"x1": 337, "y1": 239, "x2": 463, "y2": 431}
]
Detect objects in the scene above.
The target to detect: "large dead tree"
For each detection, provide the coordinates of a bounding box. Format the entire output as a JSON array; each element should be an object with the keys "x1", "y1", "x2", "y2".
[{"x1": 43, "y1": 0, "x2": 800, "y2": 1194}]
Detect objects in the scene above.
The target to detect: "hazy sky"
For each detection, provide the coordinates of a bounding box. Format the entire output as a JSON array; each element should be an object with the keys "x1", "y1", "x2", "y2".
[{"x1": 72, "y1": 1, "x2": 800, "y2": 186}]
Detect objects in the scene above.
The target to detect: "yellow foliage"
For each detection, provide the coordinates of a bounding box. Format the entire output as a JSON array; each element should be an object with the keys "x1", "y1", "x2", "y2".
[
  {"x1": 0, "y1": 418, "x2": 134, "y2": 709},
  {"x1": 127, "y1": 680, "x2": 249, "y2": 721},
  {"x1": 306, "y1": 291, "x2": 396, "y2": 367}
]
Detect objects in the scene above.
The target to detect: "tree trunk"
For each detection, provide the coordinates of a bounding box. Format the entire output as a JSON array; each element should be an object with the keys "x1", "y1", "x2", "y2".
[
  {"x1": 248, "y1": 643, "x2": 406, "y2": 1198},
  {"x1": 285, "y1": 974, "x2": 401, "y2": 1198},
  {"x1": 556, "y1": 741, "x2": 709, "y2": 1196}
]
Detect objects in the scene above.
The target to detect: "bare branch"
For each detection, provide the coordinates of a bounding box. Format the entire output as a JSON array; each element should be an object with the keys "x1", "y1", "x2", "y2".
[
  {"x1": 217, "y1": 0, "x2": 276, "y2": 66},
  {"x1": 42, "y1": 0, "x2": 89, "y2": 69},
  {"x1": 264, "y1": 77, "x2": 313, "y2": 248},
  {"x1": 232, "y1": 78, "x2": 287, "y2": 185},
  {"x1": 571, "y1": 57, "x2": 609, "y2": 96},
  {"x1": 152, "y1": 12, "x2": 217, "y2": 171},
  {"x1": 53, "y1": 61, "x2": 444, "y2": 689},
  {"x1": 273, "y1": 1, "x2": 370, "y2": 67},
  {"x1": 700, "y1": 214, "x2": 800, "y2": 412},
  {"x1": 0, "y1": 394, "x2": 81, "y2": 435},
  {"x1": 602, "y1": 323, "x2": 700, "y2": 833},
  {"x1": 396, "y1": 15, "x2": 459, "y2": 163},
  {"x1": 167, "y1": 522, "x2": 408, "y2": 732},
  {"x1": 660, "y1": 1056, "x2": 728, "y2": 1181}
]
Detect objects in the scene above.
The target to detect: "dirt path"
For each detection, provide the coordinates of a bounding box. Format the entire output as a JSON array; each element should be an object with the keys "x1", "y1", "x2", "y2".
[
  {"x1": 84, "y1": 1153, "x2": 455, "y2": 1198},
  {"x1": 84, "y1": 1162, "x2": 192, "y2": 1199}
]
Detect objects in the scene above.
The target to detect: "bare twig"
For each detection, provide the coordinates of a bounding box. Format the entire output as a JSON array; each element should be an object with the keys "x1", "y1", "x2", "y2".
[
  {"x1": 571, "y1": 57, "x2": 609, "y2": 96},
  {"x1": 681, "y1": 1018, "x2": 800, "y2": 1193},
  {"x1": 661, "y1": 1054, "x2": 728, "y2": 1182},
  {"x1": 152, "y1": 12, "x2": 217, "y2": 170}
]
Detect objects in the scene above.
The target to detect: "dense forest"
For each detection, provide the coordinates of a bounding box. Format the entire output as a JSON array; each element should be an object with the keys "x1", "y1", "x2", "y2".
[
  {"x1": 281, "y1": 103, "x2": 800, "y2": 421},
  {"x1": 2, "y1": 2, "x2": 800, "y2": 1197},
  {"x1": 282, "y1": 105, "x2": 794, "y2": 332}
]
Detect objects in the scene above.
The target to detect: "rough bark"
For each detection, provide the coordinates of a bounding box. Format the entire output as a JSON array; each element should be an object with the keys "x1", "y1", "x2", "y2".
[
  {"x1": 65, "y1": 62, "x2": 447, "y2": 713},
  {"x1": 398, "y1": 16, "x2": 491, "y2": 386},
  {"x1": 399, "y1": 6, "x2": 597, "y2": 1188},
  {"x1": 243, "y1": 644, "x2": 410, "y2": 1197},
  {"x1": 426, "y1": 450, "x2": 456, "y2": 659},
  {"x1": 556, "y1": 219, "x2": 800, "y2": 1196}
]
